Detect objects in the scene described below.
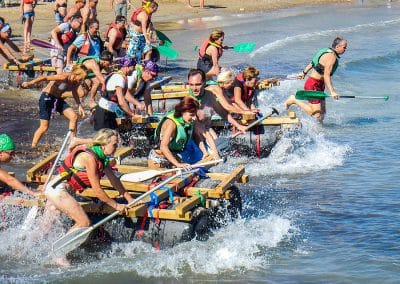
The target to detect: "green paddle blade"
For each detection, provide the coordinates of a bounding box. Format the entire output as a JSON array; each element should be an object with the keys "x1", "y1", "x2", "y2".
[
  {"x1": 295, "y1": 90, "x2": 329, "y2": 100},
  {"x1": 156, "y1": 45, "x2": 179, "y2": 60},
  {"x1": 232, "y1": 42, "x2": 255, "y2": 53},
  {"x1": 156, "y1": 30, "x2": 172, "y2": 47}
]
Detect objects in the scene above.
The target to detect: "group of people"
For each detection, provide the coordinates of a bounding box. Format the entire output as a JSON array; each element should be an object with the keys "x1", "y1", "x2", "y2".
[{"x1": 0, "y1": 0, "x2": 348, "y2": 263}]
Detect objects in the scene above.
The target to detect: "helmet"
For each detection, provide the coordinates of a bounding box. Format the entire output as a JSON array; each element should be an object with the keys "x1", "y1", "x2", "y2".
[
  {"x1": 0, "y1": 134, "x2": 15, "y2": 151},
  {"x1": 119, "y1": 56, "x2": 136, "y2": 67},
  {"x1": 144, "y1": 60, "x2": 159, "y2": 74}
]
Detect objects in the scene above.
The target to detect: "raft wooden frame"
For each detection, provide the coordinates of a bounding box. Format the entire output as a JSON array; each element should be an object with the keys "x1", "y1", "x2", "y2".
[{"x1": 19, "y1": 147, "x2": 248, "y2": 222}]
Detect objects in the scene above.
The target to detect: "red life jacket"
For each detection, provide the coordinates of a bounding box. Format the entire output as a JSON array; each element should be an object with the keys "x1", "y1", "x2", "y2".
[
  {"x1": 130, "y1": 7, "x2": 152, "y2": 28},
  {"x1": 104, "y1": 23, "x2": 125, "y2": 49},
  {"x1": 78, "y1": 34, "x2": 91, "y2": 58},
  {"x1": 198, "y1": 38, "x2": 223, "y2": 59},
  {"x1": 57, "y1": 28, "x2": 77, "y2": 45},
  {"x1": 236, "y1": 73, "x2": 254, "y2": 104},
  {"x1": 57, "y1": 146, "x2": 105, "y2": 192}
]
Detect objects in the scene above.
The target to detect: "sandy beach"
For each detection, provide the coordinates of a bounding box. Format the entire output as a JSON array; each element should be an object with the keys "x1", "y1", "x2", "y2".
[{"x1": 0, "y1": 0, "x2": 351, "y2": 38}]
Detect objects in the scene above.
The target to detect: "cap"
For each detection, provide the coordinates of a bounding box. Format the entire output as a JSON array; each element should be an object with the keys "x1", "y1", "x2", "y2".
[
  {"x1": 119, "y1": 56, "x2": 136, "y2": 67},
  {"x1": 0, "y1": 134, "x2": 15, "y2": 151},
  {"x1": 100, "y1": 50, "x2": 113, "y2": 62},
  {"x1": 144, "y1": 60, "x2": 159, "y2": 74}
]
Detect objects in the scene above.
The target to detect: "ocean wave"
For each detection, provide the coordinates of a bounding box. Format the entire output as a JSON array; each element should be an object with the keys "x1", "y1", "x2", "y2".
[{"x1": 251, "y1": 18, "x2": 400, "y2": 57}]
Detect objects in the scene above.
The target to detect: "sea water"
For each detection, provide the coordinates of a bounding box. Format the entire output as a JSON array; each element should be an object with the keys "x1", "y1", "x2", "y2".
[{"x1": 1, "y1": 1, "x2": 400, "y2": 282}]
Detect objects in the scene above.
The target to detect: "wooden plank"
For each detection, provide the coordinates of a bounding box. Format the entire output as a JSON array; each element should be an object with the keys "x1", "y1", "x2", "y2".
[
  {"x1": 26, "y1": 152, "x2": 58, "y2": 181},
  {"x1": 206, "y1": 172, "x2": 249, "y2": 184},
  {"x1": 214, "y1": 166, "x2": 245, "y2": 194},
  {"x1": 175, "y1": 193, "x2": 207, "y2": 216},
  {"x1": 211, "y1": 115, "x2": 299, "y2": 128},
  {"x1": 161, "y1": 84, "x2": 188, "y2": 93},
  {"x1": 114, "y1": 147, "x2": 134, "y2": 164},
  {"x1": 150, "y1": 91, "x2": 188, "y2": 100}
]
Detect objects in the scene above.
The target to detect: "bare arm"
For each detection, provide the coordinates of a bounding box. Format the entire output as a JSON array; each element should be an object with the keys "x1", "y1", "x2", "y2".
[
  {"x1": 139, "y1": 13, "x2": 151, "y2": 45},
  {"x1": 227, "y1": 114, "x2": 247, "y2": 133},
  {"x1": 51, "y1": 26, "x2": 63, "y2": 49},
  {"x1": 107, "y1": 28, "x2": 118, "y2": 57},
  {"x1": 104, "y1": 167, "x2": 134, "y2": 203},
  {"x1": 85, "y1": 155, "x2": 125, "y2": 210},
  {"x1": 298, "y1": 62, "x2": 313, "y2": 79},
  {"x1": 115, "y1": 86, "x2": 135, "y2": 117},
  {"x1": 71, "y1": 87, "x2": 86, "y2": 117},
  {"x1": 0, "y1": 168, "x2": 38, "y2": 196},
  {"x1": 21, "y1": 73, "x2": 67, "y2": 88},
  {"x1": 322, "y1": 53, "x2": 339, "y2": 98},
  {"x1": 66, "y1": 44, "x2": 78, "y2": 65}
]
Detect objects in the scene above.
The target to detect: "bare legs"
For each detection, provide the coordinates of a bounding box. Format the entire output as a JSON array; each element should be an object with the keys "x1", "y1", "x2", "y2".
[
  {"x1": 23, "y1": 16, "x2": 34, "y2": 55},
  {"x1": 32, "y1": 108, "x2": 77, "y2": 148},
  {"x1": 285, "y1": 94, "x2": 325, "y2": 121}
]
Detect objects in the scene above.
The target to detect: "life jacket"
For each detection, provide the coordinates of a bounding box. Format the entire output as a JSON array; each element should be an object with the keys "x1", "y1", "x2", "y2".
[
  {"x1": 131, "y1": 6, "x2": 152, "y2": 28},
  {"x1": 57, "y1": 28, "x2": 77, "y2": 46},
  {"x1": 57, "y1": 145, "x2": 107, "y2": 192},
  {"x1": 154, "y1": 111, "x2": 194, "y2": 153},
  {"x1": 104, "y1": 22, "x2": 126, "y2": 49},
  {"x1": 311, "y1": 47, "x2": 339, "y2": 75},
  {"x1": 77, "y1": 34, "x2": 91, "y2": 58},
  {"x1": 103, "y1": 71, "x2": 128, "y2": 102},
  {"x1": 236, "y1": 73, "x2": 254, "y2": 104},
  {"x1": 130, "y1": 64, "x2": 148, "y2": 98},
  {"x1": 198, "y1": 38, "x2": 223, "y2": 60}
]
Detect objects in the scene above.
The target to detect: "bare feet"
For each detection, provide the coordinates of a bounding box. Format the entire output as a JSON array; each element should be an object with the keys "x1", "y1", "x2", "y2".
[
  {"x1": 54, "y1": 256, "x2": 71, "y2": 267},
  {"x1": 284, "y1": 95, "x2": 296, "y2": 109}
]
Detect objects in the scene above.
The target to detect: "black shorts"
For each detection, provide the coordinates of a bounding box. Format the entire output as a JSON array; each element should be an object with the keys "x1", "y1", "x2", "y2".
[
  {"x1": 93, "y1": 105, "x2": 117, "y2": 130},
  {"x1": 39, "y1": 92, "x2": 70, "y2": 120}
]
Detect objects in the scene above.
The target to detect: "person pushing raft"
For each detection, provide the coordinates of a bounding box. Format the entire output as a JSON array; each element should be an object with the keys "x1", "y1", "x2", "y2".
[{"x1": 285, "y1": 37, "x2": 348, "y2": 122}]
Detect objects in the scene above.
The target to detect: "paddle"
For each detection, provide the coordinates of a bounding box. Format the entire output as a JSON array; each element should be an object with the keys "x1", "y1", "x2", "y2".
[
  {"x1": 194, "y1": 42, "x2": 255, "y2": 53},
  {"x1": 224, "y1": 42, "x2": 255, "y2": 53},
  {"x1": 156, "y1": 45, "x2": 179, "y2": 60},
  {"x1": 21, "y1": 130, "x2": 73, "y2": 231},
  {"x1": 31, "y1": 38, "x2": 57, "y2": 49},
  {"x1": 232, "y1": 107, "x2": 279, "y2": 138},
  {"x1": 156, "y1": 30, "x2": 172, "y2": 47},
  {"x1": 296, "y1": 90, "x2": 389, "y2": 101},
  {"x1": 120, "y1": 158, "x2": 224, "y2": 183},
  {"x1": 52, "y1": 168, "x2": 199, "y2": 254}
]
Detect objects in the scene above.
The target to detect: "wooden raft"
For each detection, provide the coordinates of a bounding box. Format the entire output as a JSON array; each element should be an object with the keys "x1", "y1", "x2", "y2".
[{"x1": 20, "y1": 147, "x2": 248, "y2": 222}]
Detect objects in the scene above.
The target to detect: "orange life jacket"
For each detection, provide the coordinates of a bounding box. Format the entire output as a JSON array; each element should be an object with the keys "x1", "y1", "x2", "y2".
[
  {"x1": 236, "y1": 73, "x2": 254, "y2": 104},
  {"x1": 57, "y1": 146, "x2": 105, "y2": 192},
  {"x1": 130, "y1": 7, "x2": 152, "y2": 28},
  {"x1": 198, "y1": 38, "x2": 223, "y2": 59},
  {"x1": 104, "y1": 22, "x2": 125, "y2": 49}
]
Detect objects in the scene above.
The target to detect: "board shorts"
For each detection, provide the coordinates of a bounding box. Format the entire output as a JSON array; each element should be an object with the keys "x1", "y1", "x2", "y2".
[
  {"x1": 39, "y1": 92, "x2": 70, "y2": 120},
  {"x1": 304, "y1": 76, "x2": 325, "y2": 104},
  {"x1": 127, "y1": 30, "x2": 152, "y2": 63}
]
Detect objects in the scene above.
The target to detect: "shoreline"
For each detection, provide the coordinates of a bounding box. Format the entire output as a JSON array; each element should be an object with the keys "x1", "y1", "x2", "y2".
[{"x1": 0, "y1": 0, "x2": 352, "y2": 37}]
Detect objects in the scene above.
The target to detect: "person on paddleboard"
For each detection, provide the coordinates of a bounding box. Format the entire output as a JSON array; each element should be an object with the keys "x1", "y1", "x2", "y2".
[
  {"x1": 45, "y1": 128, "x2": 133, "y2": 243},
  {"x1": 148, "y1": 96, "x2": 201, "y2": 169},
  {"x1": 285, "y1": 37, "x2": 347, "y2": 121},
  {"x1": 0, "y1": 134, "x2": 39, "y2": 196}
]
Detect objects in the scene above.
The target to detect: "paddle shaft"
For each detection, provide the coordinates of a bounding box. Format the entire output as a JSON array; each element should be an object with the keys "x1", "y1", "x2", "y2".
[
  {"x1": 121, "y1": 158, "x2": 224, "y2": 182},
  {"x1": 44, "y1": 130, "x2": 73, "y2": 188},
  {"x1": 296, "y1": 90, "x2": 389, "y2": 101},
  {"x1": 232, "y1": 108, "x2": 279, "y2": 138},
  {"x1": 339, "y1": 95, "x2": 389, "y2": 100},
  {"x1": 53, "y1": 168, "x2": 199, "y2": 253},
  {"x1": 31, "y1": 39, "x2": 57, "y2": 49}
]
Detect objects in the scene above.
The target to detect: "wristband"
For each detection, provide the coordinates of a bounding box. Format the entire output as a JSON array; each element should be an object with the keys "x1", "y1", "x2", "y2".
[{"x1": 302, "y1": 70, "x2": 307, "y2": 75}]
